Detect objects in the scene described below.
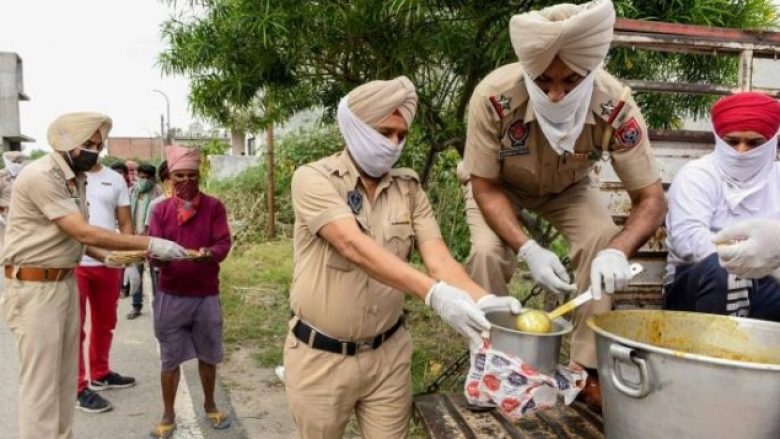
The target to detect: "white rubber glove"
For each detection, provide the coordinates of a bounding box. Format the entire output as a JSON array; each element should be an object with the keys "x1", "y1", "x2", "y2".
[
  {"x1": 425, "y1": 282, "x2": 491, "y2": 348},
  {"x1": 712, "y1": 219, "x2": 780, "y2": 278},
  {"x1": 476, "y1": 294, "x2": 523, "y2": 315},
  {"x1": 123, "y1": 265, "x2": 141, "y2": 294},
  {"x1": 517, "y1": 240, "x2": 576, "y2": 296},
  {"x1": 147, "y1": 237, "x2": 187, "y2": 260},
  {"x1": 590, "y1": 249, "x2": 631, "y2": 300}
]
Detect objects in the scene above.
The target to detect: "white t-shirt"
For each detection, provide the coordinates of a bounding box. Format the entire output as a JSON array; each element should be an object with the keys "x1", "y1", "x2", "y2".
[
  {"x1": 665, "y1": 154, "x2": 780, "y2": 281},
  {"x1": 80, "y1": 166, "x2": 131, "y2": 266}
]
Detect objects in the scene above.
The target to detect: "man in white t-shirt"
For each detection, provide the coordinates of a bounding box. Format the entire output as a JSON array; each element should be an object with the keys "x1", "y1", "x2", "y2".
[{"x1": 75, "y1": 159, "x2": 137, "y2": 413}]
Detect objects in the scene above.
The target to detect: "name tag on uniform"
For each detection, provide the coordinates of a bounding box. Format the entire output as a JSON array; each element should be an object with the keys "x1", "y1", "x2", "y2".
[
  {"x1": 499, "y1": 147, "x2": 529, "y2": 160},
  {"x1": 100, "y1": 181, "x2": 112, "y2": 186}
]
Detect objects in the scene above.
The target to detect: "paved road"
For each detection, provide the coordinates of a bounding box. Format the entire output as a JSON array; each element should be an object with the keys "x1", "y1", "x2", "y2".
[{"x1": 0, "y1": 274, "x2": 247, "y2": 439}]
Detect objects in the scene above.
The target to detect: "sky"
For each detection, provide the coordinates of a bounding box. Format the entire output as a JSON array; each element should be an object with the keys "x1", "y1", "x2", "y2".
[{"x1": 1, "y1": 0, "x2": 195, "y2": 152}]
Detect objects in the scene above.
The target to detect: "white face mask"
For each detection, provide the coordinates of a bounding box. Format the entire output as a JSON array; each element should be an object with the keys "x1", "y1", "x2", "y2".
[
  {"x1": 4, "y1": 161, "x2": 22, "y2": 177},
  {"x1": 337, "y1": 97, "x2": 405, "y2": 178},
  {"x1": 714, "y1": 134, "x2": 778, "y2": 211},
  {"x1": 524, "y1": 69, "x2": 596, "y2": 155}
]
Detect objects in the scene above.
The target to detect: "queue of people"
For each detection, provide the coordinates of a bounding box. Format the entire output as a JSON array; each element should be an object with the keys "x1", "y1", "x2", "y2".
[{"x1": 1, "y1": 0, "x2": 779, "y2": 438}]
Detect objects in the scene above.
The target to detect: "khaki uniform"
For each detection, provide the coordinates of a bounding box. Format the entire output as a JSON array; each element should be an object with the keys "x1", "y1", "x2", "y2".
[
  {"x1": 0, "y1": 153, "x2": 87, "y2": 439},
  {"x1": 285, "y1": 151, "x2": 441, "y2": 439},
  {"x1": 0, "y1": 168, "x2": 17, "y2": 248},
  {"x1": 462, "y1": 63, "x2": 660, "y2": 368}
]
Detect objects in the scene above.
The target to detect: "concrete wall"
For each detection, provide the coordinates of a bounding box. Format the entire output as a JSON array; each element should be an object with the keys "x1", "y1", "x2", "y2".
[{"x1": 208, "y1": 155, "x2": 259, "y2": 181}]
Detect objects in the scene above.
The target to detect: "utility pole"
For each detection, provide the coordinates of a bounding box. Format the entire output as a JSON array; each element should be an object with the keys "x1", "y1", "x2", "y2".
[
  {"x1": 160, "y1": 114, "x2": 165, "y2": 161},
  {"x1": 152, "y1": 89, "x2": 171, "y2": 145}
]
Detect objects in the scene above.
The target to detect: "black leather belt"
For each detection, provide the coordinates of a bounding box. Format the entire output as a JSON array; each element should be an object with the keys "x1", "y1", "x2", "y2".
[{"x1": 292, "y1": 317, "x2": 403, "y2": 356}]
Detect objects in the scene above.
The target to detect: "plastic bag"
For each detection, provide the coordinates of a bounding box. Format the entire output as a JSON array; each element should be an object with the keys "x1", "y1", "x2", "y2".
[{"x1": 464, "y1": 340, "x2": 587, "y2": 420}]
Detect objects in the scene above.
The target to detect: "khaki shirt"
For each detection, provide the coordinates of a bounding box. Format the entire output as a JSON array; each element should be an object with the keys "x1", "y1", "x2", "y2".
[
  {"x1": 463, "y1": 62, "x2": 660, "y2": 203},
  {"x1": 3, "y1": 153, "x2": 87, "y2": 268},
  {"x1": 290, "y1": 151, "x2": 442, "y2": 340}
]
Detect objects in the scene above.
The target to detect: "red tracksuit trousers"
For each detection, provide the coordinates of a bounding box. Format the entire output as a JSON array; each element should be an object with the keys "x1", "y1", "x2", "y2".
[{"x1": 76, "y1": 266, "x2": 122, "y2": 393}]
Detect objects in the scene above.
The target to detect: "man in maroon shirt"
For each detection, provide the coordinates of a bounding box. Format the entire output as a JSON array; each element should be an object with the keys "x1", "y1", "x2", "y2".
[{"x1": 147, "y1": 145, "x2": 232, "y2": 438}]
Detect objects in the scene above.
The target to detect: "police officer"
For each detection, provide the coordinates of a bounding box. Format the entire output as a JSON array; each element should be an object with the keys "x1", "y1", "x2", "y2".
[
  {"x1": 0, "y1": 112, "x2": 186, "y2": 439},
  {"x1": 461, "y1": 0, "x2": 666, "y2": 408},
  {"x1": 0, "y1": 151, "x2": 27, "y2": 248},
  {"x1": 285, "y1": 77, "x2": 521, "y2": 438}
]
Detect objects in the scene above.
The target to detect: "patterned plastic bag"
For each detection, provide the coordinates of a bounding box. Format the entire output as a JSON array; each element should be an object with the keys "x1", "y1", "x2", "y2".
[{"x1": 464, "y1": 340, "x2": 587, "y2": 420}]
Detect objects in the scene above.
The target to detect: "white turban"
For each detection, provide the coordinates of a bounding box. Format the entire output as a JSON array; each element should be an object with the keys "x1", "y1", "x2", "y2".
[
  {"x1": 47, "y1": 112, "x2": 112, "y2": 152},
  {"x1": 347, "y1": 76, "x2": 418, "y2": 128},
  {"x1": 510, "y1": 0, "x2": 616, "y2": 78}
]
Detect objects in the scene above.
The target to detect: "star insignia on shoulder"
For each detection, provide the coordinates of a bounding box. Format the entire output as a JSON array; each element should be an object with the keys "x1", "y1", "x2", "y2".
[
  {"x1": 600, "y1": 100, "x2": 616, "y2": 116},
  {"x1": 497, "y1": 94, "x2": 512, "y2": 111}
]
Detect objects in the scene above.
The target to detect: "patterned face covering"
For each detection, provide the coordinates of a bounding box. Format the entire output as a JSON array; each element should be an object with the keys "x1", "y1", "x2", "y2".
[{"x1": 173, "y1": 179, "x2": 201, "y2": 225}]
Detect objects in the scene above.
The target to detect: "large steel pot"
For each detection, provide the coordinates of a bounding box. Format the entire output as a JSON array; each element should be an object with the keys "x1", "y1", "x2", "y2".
[
  {"x1": 589, "y1": 310, "x2": 780, "y2": 439},
  {"x1": 486, "y1": 311, "x2": 572, "y2": 375}
]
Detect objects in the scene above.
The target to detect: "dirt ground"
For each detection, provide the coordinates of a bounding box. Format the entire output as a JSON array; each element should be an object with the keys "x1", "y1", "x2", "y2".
[{"x1": 220, "y1": 346, "x2": 297, "y2": 439}]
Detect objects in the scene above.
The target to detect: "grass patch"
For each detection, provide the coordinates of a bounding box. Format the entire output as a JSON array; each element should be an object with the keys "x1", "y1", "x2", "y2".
[{"x1": 220, "y1": 239, "x2": 294, "y2": 367}]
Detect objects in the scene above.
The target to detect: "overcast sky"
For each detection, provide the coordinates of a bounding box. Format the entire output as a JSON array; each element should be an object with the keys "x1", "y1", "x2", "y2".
[{"x1": 1, "y1": 0, "x2": 195, "y2": 152}]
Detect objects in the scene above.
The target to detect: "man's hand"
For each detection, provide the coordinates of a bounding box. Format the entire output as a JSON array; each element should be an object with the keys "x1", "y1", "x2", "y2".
[
  {"x1": 477, "y1": 294, "x2": 523, "y2": 315},
  {"x1": 590, "y1": 249, "x2": 632, "y2": 300},
  {"x1": 517, "y1": 240, "x2": 576, "y2": 295},
  {"x1": 123, "y1": 265, "x2": 141, "y2": 294},
  {"x1": 194, "y1": 247, "x2": 213, "y2": 262},
  {"x1": 426, "y1": 282, "x2": 491, "y2": 347},
  {"x1": 713, "y1": 219, "x2": 780, "y2": 278},
  {"x1": 148, "y1": 237, "x2": 187, "y2": 260}
]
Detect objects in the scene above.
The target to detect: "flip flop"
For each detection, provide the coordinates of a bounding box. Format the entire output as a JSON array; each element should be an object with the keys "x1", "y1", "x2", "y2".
[
  {"x1": 148, "y1": 422, "x2": 176, "y2": 439},
  {"x1": 205, "y1": 410, "x2": 232, "y2": 430}
]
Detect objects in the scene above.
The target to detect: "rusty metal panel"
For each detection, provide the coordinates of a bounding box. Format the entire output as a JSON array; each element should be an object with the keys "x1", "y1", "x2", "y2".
[
  {"x1": 614, "y1": 18, "x2": 780, "y2": 45},
  {"x1": 413, "y1": 394, "x2": 604, "y2": 439},
  {"x1": 612, "y1": 32, "x2": 780, "y2": 58}
]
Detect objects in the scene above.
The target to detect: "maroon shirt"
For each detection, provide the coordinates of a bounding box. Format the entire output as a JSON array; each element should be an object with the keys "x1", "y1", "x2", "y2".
[{"x1": 149, "y1": 193, "x2": 232, "y2": 296}]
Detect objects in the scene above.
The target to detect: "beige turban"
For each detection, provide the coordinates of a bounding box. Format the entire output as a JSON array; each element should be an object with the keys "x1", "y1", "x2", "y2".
[
  {"x1": 347, "y1": 76, "x2": 418, "y2": 128},
  {"x1": 509, "y1": 0, "x2": 615, "y2": 79},
  {"x1": 47, "y1": 112, "x2": 113, "y2": 152}
]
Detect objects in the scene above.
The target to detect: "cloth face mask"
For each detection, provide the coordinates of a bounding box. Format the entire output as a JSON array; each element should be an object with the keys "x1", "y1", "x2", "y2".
[
  {"x1": 713, "y1": 133, "x2": 778, "y2": 211},
  {"x1": 337, "y1": 97, "x2": 405, "y2": 178},
  {"x1": 524, "y1": 69, "x2": 597, "y2": 155}
]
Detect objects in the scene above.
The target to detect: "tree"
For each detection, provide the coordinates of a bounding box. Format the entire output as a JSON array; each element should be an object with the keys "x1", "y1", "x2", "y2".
[{"x1": 161, "y1": 0, "x2": 777, "y2": 184}]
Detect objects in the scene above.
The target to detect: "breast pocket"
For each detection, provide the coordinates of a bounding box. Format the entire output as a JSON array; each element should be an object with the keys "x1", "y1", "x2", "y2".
[
  {"x1": 385, "y1": 222, "x2": 415, "y2": 261},
  {"x1": 326, "y1": 246, "x2": 353, "y2": 272}
]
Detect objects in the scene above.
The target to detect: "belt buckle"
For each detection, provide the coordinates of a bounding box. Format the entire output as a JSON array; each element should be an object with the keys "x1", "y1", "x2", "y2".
[{"x1": 356, "y1": 340, "x2": 374, "y2": 353}]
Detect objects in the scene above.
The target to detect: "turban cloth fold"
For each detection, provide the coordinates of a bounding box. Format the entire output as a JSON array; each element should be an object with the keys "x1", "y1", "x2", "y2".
[
  {"x1": 347, "y1": 76, "x2": 418, "y2": 128},
  {"x1": 510, "y1": 0, "x2": 615, "y2": 79},
  {"x1": 711, "y1": 92, "x2": 780, "y2": 140},
  {"x1": 165, "y1": 145, "x2": 201, "y2": 172},
  {"x1": 47, "y1": 112, "x2": 112, "y2": 152}
]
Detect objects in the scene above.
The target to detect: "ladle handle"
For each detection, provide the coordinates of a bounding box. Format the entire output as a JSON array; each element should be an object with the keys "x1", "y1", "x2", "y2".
[{"x1": 546, "y1": 263, "x2": 644, "y2": 321}]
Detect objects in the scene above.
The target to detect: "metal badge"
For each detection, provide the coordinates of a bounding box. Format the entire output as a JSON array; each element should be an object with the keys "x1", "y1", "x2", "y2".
[{"x1": 347, "y1": 190, "x2": 363, "y2": 214}]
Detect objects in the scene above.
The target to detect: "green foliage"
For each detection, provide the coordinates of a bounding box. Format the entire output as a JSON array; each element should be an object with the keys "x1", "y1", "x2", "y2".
[
  {"x1": 162, "y1": 0, "x2": 777, "y2": 166},
  {"x1": 27, "y1": 149, "x2": 47, "y2": 161}
]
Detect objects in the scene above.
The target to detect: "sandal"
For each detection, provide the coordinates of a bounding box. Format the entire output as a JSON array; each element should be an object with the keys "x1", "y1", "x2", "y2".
[
  {"x1": 148, "y1": 422, "x2": 175, "y2": 439},
  {"x1": 205, "y1": 410, "x2": 232, "y2": 430}
]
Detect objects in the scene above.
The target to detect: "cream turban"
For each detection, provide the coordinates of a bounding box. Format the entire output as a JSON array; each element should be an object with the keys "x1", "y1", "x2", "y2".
[
  {"x1": 47, "y1": 112, "x2": 113, "y2": 152},
  {"x1": 347, "y1": 76, "x2": 418, "y2": 128},
  {"x1": 510, "y1": 0, "x2": 615, "y2": 79},
  {"x1": 165, "y1": 144, "x2": 201, "y2": 172}
]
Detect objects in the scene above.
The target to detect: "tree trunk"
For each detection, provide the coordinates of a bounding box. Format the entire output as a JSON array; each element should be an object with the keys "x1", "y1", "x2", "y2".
[{"x1": 265, "y1": 123, "x2": 276, "y2": 239}]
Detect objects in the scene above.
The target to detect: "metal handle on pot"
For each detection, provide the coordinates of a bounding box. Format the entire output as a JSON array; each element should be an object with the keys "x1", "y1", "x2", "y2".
[{"x1": 609, "y1": 344, "x2": 651, "y2": 399}]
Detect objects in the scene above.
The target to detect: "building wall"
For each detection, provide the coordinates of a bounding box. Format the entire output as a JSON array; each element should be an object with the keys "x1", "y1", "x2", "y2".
[{"x1": 106, "y1": 137, "x2": 165, "y2": 162}]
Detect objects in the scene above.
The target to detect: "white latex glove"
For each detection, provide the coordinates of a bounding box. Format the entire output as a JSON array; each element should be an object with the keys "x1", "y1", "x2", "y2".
[
  {"x1": 517, "y1": 240, "x2": 576, "y2": 295},
  {"x1": 590, "y1": 249, "x2": 631, "y2": 300},
  {"x1": 476, "y1": 294, "x2": 523, "y2": 315},
  {"x1": 147, "y1": 237, "x2": 187, "y2": 260},
  {"x1": 712, "y1": 219, "x2": 780, "y2": 278},
  {"x1": 425, "y1": 282, "x2": 491, "y2": 348},
  {"x1": 123, "y1": 265, "x2": 141, "y2": 294}
]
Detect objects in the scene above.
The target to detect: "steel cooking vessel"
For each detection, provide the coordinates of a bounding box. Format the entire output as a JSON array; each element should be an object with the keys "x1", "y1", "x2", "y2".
[
  {"x1": 589, "y1": 310, "x2": 780, "y2": 439},
  {"x1": 486, "y1": 311, "x2": 572, "y2": 375}
]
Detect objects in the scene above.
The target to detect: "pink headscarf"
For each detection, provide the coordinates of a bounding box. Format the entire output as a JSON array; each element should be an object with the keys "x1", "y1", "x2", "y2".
[{"x1": 165, "y1": 145, "x2": 201, "y2": 172}]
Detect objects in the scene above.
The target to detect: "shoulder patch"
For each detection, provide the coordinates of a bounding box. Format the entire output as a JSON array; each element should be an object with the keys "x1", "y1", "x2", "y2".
[
  {"x1": 485, "y1": 80, "x2": 529, "y2": 122},
  {"x1": 613, "y1": 117, "x2": 643, "y2": 150},
  {"x1": 591, "y1": 86, "x2": 633, "y2": 129}
]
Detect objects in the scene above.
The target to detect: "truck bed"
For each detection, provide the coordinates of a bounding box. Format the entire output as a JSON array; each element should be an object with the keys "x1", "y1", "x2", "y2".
[{"x1": 414, "y1": 394, "x2": 604, "y2": 439}]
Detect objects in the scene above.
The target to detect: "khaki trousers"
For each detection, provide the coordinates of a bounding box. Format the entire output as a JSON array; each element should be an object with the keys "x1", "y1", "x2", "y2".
[
  {"x1": 464, "y1": 179, "x2": 620, "y2": 368},
  {"x1": 284, "y1": 323, "x2": 413, "y2": 439},
  {"x1": 0, "y1": 277, "x2": 79, "y2": 439}
]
